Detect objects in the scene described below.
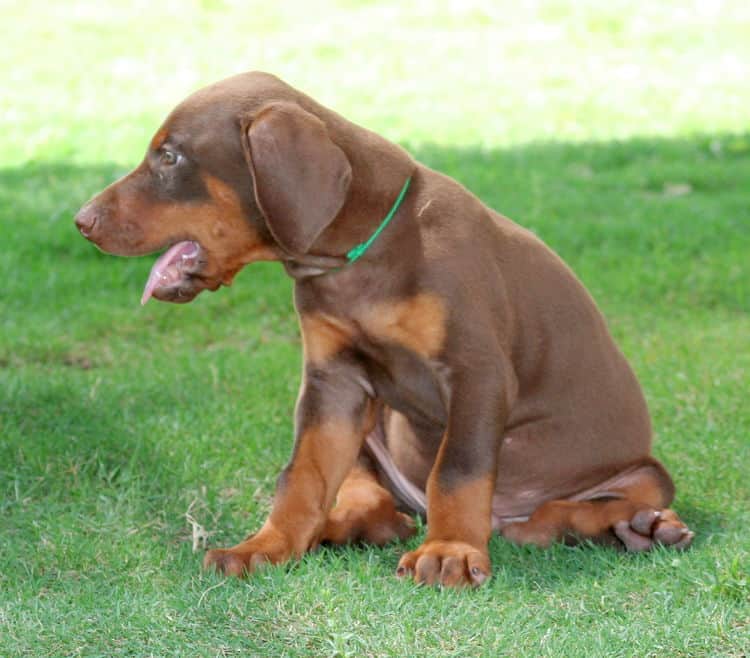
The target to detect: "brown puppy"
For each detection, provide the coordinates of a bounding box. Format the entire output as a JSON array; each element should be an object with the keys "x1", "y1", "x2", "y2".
[{"x1": 75, "y1": 72, "x2": 693, "y2": 587}]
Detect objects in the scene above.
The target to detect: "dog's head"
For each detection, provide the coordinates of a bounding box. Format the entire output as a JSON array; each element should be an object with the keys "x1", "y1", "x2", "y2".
[{"x1": 75, "y1": 72, "x2": 369, "y2": 304}]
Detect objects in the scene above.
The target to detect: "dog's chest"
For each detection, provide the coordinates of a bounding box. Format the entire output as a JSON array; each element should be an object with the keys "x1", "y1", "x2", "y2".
[
  {"x1": 299, "y1": 293, "x2": 451, "y2": 432},
  {"x1": 362, "y1": 339, "x2": 450, "y2": 432}
]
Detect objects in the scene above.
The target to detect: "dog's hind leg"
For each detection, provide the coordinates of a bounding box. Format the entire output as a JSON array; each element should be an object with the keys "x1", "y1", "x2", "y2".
[
  {"x1": 320, "y1": 459, "x2": 416, "y2": 546},
  {"x1": 501, "y1": 459, "x2": 694, "y2": 551}
]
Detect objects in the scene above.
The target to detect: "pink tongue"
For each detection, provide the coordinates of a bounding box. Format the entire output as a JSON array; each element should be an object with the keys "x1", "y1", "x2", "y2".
[{"x1": 141, "y1": 241, "x2": 200, "y2": 305}]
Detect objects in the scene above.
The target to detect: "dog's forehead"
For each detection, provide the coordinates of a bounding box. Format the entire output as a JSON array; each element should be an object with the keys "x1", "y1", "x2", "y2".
[
  {"x1": 174, "y1": 72, "x2": 291, "y2": 119},
  {"x1": 164, "y1": 95, "x2": 235, "y2": 136},
  {"x1": 148, "y1": 87, "x2": 256, "y2": 180},
  {"x1": 156, "y1": 72, "x2": 300, "y2": 141},
  {"x1": 152, "y1": 99, "x2": 240, "y2": 161}
]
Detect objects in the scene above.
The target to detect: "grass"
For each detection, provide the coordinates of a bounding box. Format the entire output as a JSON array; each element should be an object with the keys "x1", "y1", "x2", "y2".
[{"x1": 1, "y1": 1, "x2": 749, "y2": 656}]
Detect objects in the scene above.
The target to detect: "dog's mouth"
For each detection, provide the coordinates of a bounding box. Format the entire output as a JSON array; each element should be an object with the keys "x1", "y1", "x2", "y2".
[{"x1": 141, "y1": 240, "x2": 206, "y2": 305}]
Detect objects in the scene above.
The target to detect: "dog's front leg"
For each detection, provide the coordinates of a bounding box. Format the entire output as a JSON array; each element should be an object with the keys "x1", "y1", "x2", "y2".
[
  {"x1": 397, "y1": 367, "x2": 509, "y2": 588},
  {"x1": 204, "y1": 359, "x2": 373, "y2": 577}
]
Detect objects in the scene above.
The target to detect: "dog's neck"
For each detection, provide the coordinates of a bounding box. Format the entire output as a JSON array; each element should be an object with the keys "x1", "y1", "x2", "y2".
[{"x1": 282, "y1": 254, "x2": 347, "y2": 279}]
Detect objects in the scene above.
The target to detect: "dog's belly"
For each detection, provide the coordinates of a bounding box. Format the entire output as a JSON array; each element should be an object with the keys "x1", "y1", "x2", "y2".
[{"x1": 383, "y1": 409, "x2": 439, "y2": 491}]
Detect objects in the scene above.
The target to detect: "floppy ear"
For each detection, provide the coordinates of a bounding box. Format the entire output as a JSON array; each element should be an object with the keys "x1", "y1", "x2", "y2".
[{"x1": 241, "y1": 102, "x2": 352, "y2": 255}]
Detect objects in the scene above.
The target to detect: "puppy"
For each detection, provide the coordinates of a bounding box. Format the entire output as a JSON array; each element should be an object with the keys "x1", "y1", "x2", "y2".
[{"x1": 76, "y1": 72, "x2": 692, "y2": 587}]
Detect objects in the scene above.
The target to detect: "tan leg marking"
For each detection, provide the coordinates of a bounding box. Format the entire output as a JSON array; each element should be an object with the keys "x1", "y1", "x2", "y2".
[
  {"x1": 204, "y1": 417, "x2": 368, "y2": 576},
  {"x1": 397, "y1": 476, "x2": 494, "y2": 587}
]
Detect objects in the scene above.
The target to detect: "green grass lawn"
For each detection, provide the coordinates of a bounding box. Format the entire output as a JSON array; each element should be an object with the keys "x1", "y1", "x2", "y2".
[{"x1": 1, "y1": 2, "x2": 749, "y2": 656}]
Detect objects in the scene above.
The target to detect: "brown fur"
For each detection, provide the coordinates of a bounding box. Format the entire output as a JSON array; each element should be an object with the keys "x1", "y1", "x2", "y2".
[{"x1": 75, "y1": 72, "x2": 693, "y2": 588}]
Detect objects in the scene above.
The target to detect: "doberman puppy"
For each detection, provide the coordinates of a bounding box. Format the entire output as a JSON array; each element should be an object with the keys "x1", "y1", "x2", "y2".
[{"x1": 75, "y1": 72, "x2": 693, "y2": 587}]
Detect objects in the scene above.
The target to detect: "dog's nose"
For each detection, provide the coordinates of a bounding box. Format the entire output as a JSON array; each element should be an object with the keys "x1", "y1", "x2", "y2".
[{"x1": 74, "y1": 204, "x2": 99, "y2": 237}]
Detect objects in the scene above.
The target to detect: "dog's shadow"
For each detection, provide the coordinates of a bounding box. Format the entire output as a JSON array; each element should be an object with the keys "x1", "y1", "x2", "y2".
[{"x1": 307, "y1": 500, "x2": 714, "y2": 592}]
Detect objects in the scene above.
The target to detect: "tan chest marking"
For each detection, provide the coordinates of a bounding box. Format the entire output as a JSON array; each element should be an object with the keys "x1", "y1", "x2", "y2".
[
  {"x1": 300, "y1": 293, "x2": 446, "y2": 365},
  {"x1": 300, "y1": 313, "x2": 354, "y2": 365},
  {"x1": 362, "y1": 293, "x2": 446, "y2": 358}
]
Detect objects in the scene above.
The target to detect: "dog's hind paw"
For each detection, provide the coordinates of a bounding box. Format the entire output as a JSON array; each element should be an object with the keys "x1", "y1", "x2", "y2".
[{"x1": 613, "y1": 508, "x2": 694, "y2": 552}]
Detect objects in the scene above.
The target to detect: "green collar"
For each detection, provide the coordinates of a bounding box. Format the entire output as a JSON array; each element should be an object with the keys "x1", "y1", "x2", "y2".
[{"x1": 344, "y1": 177, "x2": 412, "y2": 265}]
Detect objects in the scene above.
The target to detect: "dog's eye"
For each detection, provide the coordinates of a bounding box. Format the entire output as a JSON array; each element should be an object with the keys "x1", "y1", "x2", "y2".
[{"x1": 160, "y1": 150, "x2": 180, "y2": 166}]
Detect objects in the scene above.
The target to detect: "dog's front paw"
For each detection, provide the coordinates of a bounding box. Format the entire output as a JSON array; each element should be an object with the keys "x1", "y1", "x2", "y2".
[
  {"x1": 396, "y1": 540, "x2": 491, "y2": 588},
  {"x1": 203, "y1": 523, "x2": 295, "y2": 577}
]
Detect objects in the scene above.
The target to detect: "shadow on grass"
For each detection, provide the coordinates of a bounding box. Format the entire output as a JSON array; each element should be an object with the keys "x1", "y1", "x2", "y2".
[
  {"x1": 1, "y1": 132, "x2": 748, "y2": 580},
  {"x1": 0, "y1": 365, "x2": 197, "y2": 503}
]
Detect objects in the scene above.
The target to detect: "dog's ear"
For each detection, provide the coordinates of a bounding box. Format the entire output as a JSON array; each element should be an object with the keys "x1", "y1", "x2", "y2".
[{"x1": 241, "y1": 102, "x2": 352, "y2": 255}]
